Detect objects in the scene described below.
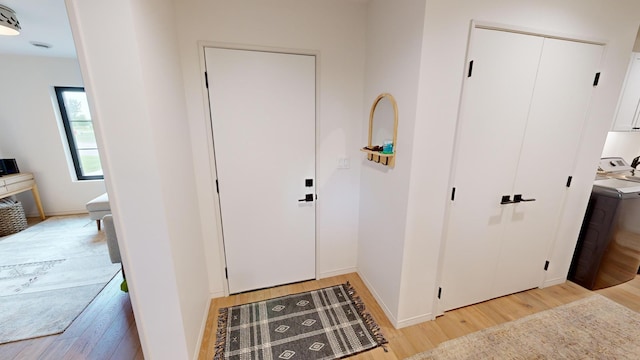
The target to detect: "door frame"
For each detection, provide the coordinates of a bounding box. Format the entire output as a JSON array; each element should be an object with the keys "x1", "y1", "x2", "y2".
[
  {"x1": 433, "y1": 20, "x2": 606, "y2": 315},
  {"x1": 198, "y1": 42, "x2": 321, "y2": 296}
]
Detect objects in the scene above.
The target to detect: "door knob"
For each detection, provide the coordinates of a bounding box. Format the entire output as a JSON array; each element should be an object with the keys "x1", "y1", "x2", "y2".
[{"x1": 298, "y1": 194, "x2": 314, "y2": 202}]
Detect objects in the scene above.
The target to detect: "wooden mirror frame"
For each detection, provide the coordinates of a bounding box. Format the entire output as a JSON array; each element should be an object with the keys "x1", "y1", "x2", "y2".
[{"x1": 361, "y1": 93, "x2": 398, "y2": 167}]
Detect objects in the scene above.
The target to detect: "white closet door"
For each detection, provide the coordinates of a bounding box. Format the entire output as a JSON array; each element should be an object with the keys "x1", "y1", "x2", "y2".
[
  {"x1": 493, "y1": 39, "x2": 604, "y2": 297},
  {"x1": 440, "y1": 29, "x2": 544, "y2": 311},
  {"x1": 205, "y1": 48, "x2": 316, "y2": 294}
]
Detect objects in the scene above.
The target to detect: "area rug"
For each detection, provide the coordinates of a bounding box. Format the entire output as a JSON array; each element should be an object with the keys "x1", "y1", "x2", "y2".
[
  {"x1": 0, "y1": 215, "x2": 121, "y2": 344},
  {"x1": 407, "y1": 294, "x2": 640, "y2": 359},
  {"x1": 214, "y1": 282, "x2": 387, "y2": 360}
]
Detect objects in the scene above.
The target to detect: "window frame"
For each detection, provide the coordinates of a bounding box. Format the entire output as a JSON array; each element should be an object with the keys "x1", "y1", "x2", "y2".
[{"x1": 54, "y1": 86, "x2": 104, "y2": 181}]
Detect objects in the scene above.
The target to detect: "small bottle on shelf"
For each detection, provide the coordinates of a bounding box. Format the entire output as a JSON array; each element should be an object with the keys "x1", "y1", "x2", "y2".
[{"x1": 382, "y1": 140, "x2": 393, "y2": 154}]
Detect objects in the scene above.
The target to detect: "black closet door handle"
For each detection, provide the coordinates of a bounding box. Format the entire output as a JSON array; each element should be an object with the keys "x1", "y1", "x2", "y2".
[
  {"x1": 500, "y1": 195, "x2": 516, "y2": 204},
  {"x1": 298, "y1": 194, "x2": 314, "y2": 202},
  {"x1": 513, "y1": 194, "x2": 536, "y2": 203}
]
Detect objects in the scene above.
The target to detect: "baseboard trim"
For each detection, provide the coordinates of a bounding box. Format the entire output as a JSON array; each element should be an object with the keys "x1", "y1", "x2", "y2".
[
  {"x1": 193, "y1": 298, "x2": 212, "y2": 360},
  {"x1": 210, "y1": 290, "x2": 225, "y2": 299},
  {"x1": 357, "y1": 270, "x2": 399, "y2": 328},
  {"x1": 319, "y1": 267, "x2": 357, "y2": 279},
  {"x1": 542, "y1": 276, "x2": 567, "y2": 288},
  {"x1": 25, "y1": 210, "x2": 88, "y2": 217},
  {"x1": 396, "y1": 313, "x2": 433, "y2": 328}
]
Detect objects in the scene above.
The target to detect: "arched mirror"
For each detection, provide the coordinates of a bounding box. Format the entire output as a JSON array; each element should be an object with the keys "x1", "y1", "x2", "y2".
[{"x1": 361, "y1": 93, "x2": 398, "y2": 167}]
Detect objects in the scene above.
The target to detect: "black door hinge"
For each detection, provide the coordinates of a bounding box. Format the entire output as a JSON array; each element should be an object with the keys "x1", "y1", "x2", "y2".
[
  {"x1": 216, "y1": 179, "x2": 219, "y2": 193},
  {"x1": 225, "y1": 267, "x2": 228, "y2": 279},
  {"x1": 468, "y1": 60, "x2": 474, "y2": 78},
  {"x1": 451, "y1": 187, "x2": 456, "y2": 201},
  {"x1": 205, "y1": 72, "x2": 209, "y2": 88},
  {"x1": 437, "y1": 287, "x2": 442, "y2": 299},
  {"x1": 593, "y1": 72, "x2": 600, "y2": 87},
  {"x1": 544, "y1": 261, "x2": 550, "y2": 271},
  {"x1": 566, "y1": 176, "x2": 573, "y2": 188}
]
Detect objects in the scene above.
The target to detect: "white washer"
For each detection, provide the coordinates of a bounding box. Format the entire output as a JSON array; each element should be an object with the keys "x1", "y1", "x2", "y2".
[{"x1": 597, "y1": 156, "x2": 640, "y2": 182}]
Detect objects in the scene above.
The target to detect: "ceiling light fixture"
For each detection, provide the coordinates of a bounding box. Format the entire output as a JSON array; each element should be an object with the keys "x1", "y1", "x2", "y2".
[{"x1": 0, "y1": 5, "x2": 20, "y2": 36}]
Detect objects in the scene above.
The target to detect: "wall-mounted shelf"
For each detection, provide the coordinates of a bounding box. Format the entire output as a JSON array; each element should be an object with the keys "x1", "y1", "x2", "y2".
[
  {"x1": 363, "y1": 93, "x2": 398, "y2": 167},
  {"x1": 360, "y1": 148, "x2": 394, "y2": 165}
]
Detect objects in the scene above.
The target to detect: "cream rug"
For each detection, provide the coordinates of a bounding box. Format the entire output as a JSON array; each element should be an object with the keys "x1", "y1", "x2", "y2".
[
  {"x1": 408, "y1": 294, "x2": 640, "y2": 360},
  {"x1": 0, "y1": 215, "x2": 121, "y2": 344}
]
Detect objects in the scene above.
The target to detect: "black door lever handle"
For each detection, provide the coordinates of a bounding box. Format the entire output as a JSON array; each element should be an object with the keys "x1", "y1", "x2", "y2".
[
  {"x1": 500, "y1": 195, "x2": 516, "y2": 204},
  {"x1": 513, "y1": 194, "x2": 536, "y2": 202},
  {"x1": 298, "y1": 194, "x2": 314, "y2": 202}
]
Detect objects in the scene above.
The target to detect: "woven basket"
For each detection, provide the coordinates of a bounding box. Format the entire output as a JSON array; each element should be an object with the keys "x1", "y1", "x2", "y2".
[{"x1": 0, "y1": 199, "x2": 28, "y2": 237}]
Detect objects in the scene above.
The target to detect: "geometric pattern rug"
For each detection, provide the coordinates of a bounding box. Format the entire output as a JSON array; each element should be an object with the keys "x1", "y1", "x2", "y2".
[
  {"x1": 407, "y1": 294, "x2": 640, "y2": 360},
  {"x1": 0, "y1": 215, "x2": 120, "y2": 344},
  {"x1": 214, "y1": 282, "x2": 387, "y2": 360}
]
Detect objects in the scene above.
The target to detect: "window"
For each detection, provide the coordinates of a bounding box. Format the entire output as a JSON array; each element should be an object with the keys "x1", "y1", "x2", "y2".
[{"x1": 54, "y1": 87, "x2": 103, "y2": 180}]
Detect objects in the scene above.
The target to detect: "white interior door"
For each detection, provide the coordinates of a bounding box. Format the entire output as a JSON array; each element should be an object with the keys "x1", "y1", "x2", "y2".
[
  {"x1": 494, "y1": 39, "x2": 604, "y2": 297},
  {"x1": 205, "y1": 48, "x2": 316, "y2": 294},
  {"x1": 441, "y1": 28, "x2": 603, "y2": 312},
  {"x1": 441, "y1": 29, "x2": 544, "y2": 311}
]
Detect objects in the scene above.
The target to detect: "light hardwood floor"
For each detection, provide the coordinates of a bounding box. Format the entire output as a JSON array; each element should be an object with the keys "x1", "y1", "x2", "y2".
[
  {"x1": 2, "y1": 268, "x2": 637, "y2": 360},
  {"x1": 0, "y1": 271, "x2": 141, "y2": 360},
  {"x1": 198, "y1": 273, "x2": 640, "y2": 360},
  {"x1": 0, "y1": 216, "x2": 140, "y2": 360}
]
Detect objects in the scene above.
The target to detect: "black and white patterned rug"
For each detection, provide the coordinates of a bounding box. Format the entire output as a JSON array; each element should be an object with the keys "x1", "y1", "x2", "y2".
[{"x1": 214, "y1": 282, "x2": 387, "y2": 360}]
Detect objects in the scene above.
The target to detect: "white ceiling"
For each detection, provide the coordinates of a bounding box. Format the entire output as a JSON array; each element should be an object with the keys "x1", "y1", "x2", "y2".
[
  {"x1": 0, "y1": 0, "x2": 374, "y2": 59},
  {"x1": 0, "y1": 0, "x2": 76, "y2": 58}
]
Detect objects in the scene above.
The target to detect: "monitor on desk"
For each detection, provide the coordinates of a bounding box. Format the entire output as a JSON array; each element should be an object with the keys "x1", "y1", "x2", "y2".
[{"x1": 0, "y1": 159, "x2": 19, "y2": 176}]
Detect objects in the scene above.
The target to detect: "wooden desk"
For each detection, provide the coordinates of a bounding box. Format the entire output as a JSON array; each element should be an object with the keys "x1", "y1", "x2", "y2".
[{"x1": 0, "y1": 173, "x2": 45, "y2": 220}]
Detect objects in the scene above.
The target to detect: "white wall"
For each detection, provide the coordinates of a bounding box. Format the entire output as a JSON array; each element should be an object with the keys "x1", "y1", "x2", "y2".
[
  {"x1": 174, "y1": 0, "x2": 367, "y2": 296},
  {"x1": 66, "y1": 0, "x2": 210, "y2": 359},
  {"x1": 56, "y1": 5, "x2": 640, "y2": 359},
  {"x1": 602, "y1": 25, "x2": 640, "y2": 163},
  {"x1": 0, "y1": 54, "x2": 105, "y2": 216},
  {"x1": 397, "y1": 0, "x2": 640, "y2": 325},
  {"x1": 357, "y1": 0, "x2": 426, "y2": 327},
  {"x1": 633, "y1": 26, "x2": 640, "y2": 52},
  {"x1": 601, "y1": 131, "x2": 640, "y2": 162}
]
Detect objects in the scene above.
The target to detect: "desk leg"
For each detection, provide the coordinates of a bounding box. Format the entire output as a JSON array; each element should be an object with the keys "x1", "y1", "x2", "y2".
[{"x1": 31, "y1": 184, "x2": 45, "y2": 220}]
